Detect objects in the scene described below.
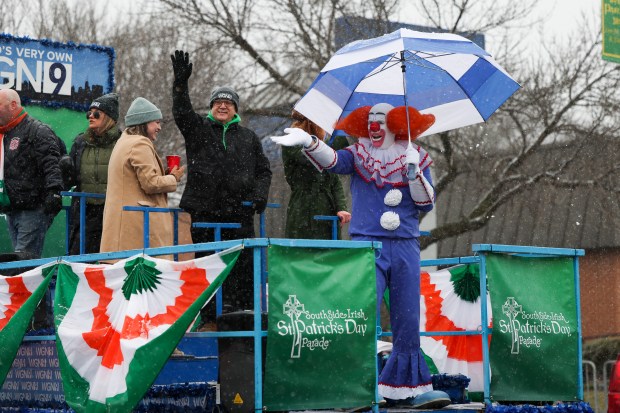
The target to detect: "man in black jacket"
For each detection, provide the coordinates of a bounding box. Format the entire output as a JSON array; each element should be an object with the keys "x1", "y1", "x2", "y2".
[
  {"x1": 171, "y1": 50, "x2": 272, "y2": 328},
  {"x1": 0, "y1": 89, "x2": 64, "y2": 258}
]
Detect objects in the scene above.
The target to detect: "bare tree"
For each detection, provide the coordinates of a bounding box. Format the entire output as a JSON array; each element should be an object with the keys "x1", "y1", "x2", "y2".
[
  {"x1": 156, "y1": 0, "x2": 399, "y2": 112},
  {"x1": 0, "y1": 0, "x2": 30, "y2": 36},
  {"x1": 6, "y1": 0, "x2": 619, "y2": 248},
  {"x1": 417, "y1": 4, "x2": 620, "y2": 248},
  {"x1": 153, "y1": 0, "x2": 620, "y2": 248}
]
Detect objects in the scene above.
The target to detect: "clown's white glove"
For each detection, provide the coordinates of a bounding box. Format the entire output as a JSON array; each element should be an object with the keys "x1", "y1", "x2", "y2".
[
  {"x1": 406, "y1": 144, "x2": 420, "y2": 179},
  {"x1": 270, "y1": 127, "x2": 314, "y2": 147}
]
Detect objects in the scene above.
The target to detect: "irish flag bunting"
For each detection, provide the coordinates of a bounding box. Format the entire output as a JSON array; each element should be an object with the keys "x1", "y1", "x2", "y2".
[
  {"x1": 54, "y1": 247, "x2": 240, "y2": 413},
  {"x1": 0, "y1": 262, "x2": 56, "y2": 388},
  {"x1": 420, "y1": 264, "x2": 492, "y2": 393}
]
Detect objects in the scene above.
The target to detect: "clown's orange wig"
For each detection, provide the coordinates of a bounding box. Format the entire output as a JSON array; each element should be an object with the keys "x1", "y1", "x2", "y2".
[{"x1": 334, "y1": 105, "x2": 435, "y2": 140}]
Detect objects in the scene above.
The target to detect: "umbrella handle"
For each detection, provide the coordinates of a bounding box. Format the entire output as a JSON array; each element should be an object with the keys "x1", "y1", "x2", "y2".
[
  {"x1": 407, "y1": 164, "x2": 418, "y2": 180},
  {"x1": 406, "y1": 142, "x2": 419, "y2": 179}
]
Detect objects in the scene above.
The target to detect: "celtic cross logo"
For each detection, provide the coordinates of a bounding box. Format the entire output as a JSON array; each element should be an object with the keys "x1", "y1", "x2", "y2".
[
  {"x1": 283, "y1": 295, "x2": 305, "y2": 358},
  {"x1": 502, "y1": 297, "x2": 522, "y2": 354}
]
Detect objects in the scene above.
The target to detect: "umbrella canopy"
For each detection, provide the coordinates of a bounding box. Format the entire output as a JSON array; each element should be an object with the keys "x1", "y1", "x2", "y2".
[{"x1": 294, "y1": 28, "x2": 520, "y2": 138}]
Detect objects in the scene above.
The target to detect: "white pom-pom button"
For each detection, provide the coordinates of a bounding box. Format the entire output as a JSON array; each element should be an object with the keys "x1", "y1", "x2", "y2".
[
  {"x1": 380, "y1": 211, "x2": 400, "y2": 231},
  {"x1": 384, "y1": 189, "x2": 402, "y2": 206}
]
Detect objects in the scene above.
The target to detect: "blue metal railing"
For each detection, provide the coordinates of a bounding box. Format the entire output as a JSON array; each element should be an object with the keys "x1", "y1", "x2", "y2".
[
  {"x1": 8, "y1": 192, "x2": 588, "y2": 410},
  {"x1": 313, "y1": 215, "x2": 340, "y2": 240},
  {"x1": 193, "y1": 202, "x2": 281, "y2": 316},
  {"x1": 0, "y1": 241, "x2": 586, "y2": 411},
  {"x1": 0, "y1": 238, "x2": 381, "y2": 412},
  {"x1": 61, "y1": 191, "x2": 105, "y2": 255},
  {"x1": 122, "y1": 206, "x2": 184, "y2": 261},
  {"x1": 312, "y1": 214, "x2": 431, "y2": 242}
]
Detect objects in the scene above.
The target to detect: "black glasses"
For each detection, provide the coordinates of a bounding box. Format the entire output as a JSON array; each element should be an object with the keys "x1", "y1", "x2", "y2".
[
  {"x1": 212, "y1": 100, "x2": 234, "y2": 107},
  {"x1": 86, "y1": 111, "x2": 102, "y2": 119}
]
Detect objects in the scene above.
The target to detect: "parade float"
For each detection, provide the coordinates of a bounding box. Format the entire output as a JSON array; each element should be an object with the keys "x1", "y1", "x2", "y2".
[{"x1": 0, "y1": 33, "x2": 592, "y2": 413}]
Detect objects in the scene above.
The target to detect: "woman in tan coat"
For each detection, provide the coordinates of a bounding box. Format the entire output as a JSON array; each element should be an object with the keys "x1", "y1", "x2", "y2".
[{"x1": 100, "y1": 97, "x2": 185, "y2": 254}]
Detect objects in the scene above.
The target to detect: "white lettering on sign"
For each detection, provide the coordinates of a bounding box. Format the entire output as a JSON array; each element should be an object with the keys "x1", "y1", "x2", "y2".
[
  {"x1": 0, "y1": 53, "x2": 73, "y2": 95},
  {"x1": 277, "y1": 295, "x2": 371, "y2": 359}
]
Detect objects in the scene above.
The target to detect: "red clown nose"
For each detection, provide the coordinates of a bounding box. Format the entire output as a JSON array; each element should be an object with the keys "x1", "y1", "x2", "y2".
[{"x1": 369, "y1": 122, "x2": 380, "y2": 132}]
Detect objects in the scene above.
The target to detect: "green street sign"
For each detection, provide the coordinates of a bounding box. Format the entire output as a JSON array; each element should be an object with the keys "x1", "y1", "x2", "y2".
[{"x1": 603, "y1": 0, "x2": 620, "y2": 63}]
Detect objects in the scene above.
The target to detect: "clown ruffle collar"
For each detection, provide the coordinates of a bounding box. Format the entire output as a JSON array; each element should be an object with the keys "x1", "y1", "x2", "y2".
[{"x1": 346, "y1": 139, "x2": 433, "y2": 188}]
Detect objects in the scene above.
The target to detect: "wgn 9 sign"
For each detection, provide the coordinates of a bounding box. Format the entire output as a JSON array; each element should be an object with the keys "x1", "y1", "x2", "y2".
[
  {"x1": 45, "y1": 62, "x2": 71, "y2": 95},
  {"x1": 0, "y1": 34, "x2": 114, "y2": 110},
  {"x1": 0, "y1": 58, "x2": 73, "y2": 96}
]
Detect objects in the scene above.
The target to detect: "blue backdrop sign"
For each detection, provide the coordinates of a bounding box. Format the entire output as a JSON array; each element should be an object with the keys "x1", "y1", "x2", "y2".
[
  {"x1": 0, "y1": 340, "x2": 216, "y2": 409},
  {"x1": 0, "y1": 341, "x2": 65, "y2": 408},
  {"x1": 0, "y1": 33, "x2": 115, "y2": 111}
]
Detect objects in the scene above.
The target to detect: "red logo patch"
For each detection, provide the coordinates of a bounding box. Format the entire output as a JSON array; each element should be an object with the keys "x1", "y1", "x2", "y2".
[{"x1": 9, "y1": 137, "x2": 19, "y2": 151}]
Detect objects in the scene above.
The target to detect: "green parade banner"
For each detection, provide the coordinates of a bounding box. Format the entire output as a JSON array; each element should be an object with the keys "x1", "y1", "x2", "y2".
[
  {"x1": 603, "y1": 0, "x2": 620, "y2": 63},
  {"x1": 264, "y1": 245, "x2": 377, "y2": 411},
  {"x1": 486, "y1": 254, "x2": 579, "y2": 401}
]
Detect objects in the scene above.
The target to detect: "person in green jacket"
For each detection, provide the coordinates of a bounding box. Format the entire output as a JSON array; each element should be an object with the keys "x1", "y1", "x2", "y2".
[
  {"x1": 60, "y1": 93, "x2": 121, "y2": 254},
  {"x1": 282, "y1": 111, "x2": 351, "y2": 239}
]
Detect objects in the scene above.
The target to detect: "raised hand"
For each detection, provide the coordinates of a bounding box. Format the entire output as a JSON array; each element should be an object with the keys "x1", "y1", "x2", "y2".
[{"x1": 170, "y1": 50, "x2": 193, "y2": 83}]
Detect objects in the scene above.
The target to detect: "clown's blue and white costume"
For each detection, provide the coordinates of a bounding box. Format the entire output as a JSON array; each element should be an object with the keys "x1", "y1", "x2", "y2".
[{"x1": 303, "y1": 137, "x2": 436, "y2": 400}]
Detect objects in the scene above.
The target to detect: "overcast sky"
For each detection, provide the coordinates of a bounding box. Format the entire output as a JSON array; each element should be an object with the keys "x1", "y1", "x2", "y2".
[
  {"x1": 396, "y1": 0, "x2": 598, "y2": 33},
  {"x1": 395, "y1": 0, "x2": 599, "y2": 54},
  {"x1": 63, "y1": 0, "x2": 601, "y2": 60},
  {"x1": 95, "y1": 0, "x2": 600, "y2": 49}
]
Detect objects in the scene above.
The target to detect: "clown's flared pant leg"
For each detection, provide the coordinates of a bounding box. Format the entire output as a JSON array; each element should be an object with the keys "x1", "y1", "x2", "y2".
[{"x1": 354, "y1": 236, "x2": 433, "y2": 400}]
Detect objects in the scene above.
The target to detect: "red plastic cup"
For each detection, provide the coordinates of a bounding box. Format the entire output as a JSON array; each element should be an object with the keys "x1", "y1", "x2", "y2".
[{"x1": 166, "y1": 155, "x2": 181, "y2": 171}]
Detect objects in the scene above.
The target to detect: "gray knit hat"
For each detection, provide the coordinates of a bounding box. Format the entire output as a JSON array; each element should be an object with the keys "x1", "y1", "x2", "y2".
[
  {"x1": 125, "y1": 97, "x2": 162, "y2": 127},
  {"x1": 209, "y1": 86, "x2": 239, "y2": 111},
  {"x1": 90, "y1": 92, "x2": 119, "y2": 121}
]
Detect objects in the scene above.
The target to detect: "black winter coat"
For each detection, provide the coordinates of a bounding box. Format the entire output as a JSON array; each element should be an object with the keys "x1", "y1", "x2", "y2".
[
  {"x1": 1, "y1": 115, "x2": 65, "y2": 213},
  {"x1": 172, "y1": 81, "x2": 272, "y2": 219}
]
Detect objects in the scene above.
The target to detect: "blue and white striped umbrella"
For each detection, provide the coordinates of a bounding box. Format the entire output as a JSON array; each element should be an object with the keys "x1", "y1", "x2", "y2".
[{"x1": 294, "y1": 28, "x2": 520, "y2": 138}]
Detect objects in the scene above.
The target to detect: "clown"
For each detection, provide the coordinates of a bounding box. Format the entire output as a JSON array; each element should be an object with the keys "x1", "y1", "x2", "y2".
[{"x1": 271, "y1": 103, "x2": 451, "y2": 408}]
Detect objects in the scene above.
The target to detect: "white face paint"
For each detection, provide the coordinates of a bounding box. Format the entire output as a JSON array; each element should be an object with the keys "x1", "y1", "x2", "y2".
[{"x1": 368, "y1": 103, "x2": 395, "y2": 149}]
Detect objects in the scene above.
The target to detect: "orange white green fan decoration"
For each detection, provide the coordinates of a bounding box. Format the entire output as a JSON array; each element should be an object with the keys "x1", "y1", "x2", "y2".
[
  {"x1": 54, "y1": 247, "x2": 240, "y2": 413},
  {"x1": 420, "y1": 264, "x2": 492, "y2": 393}
]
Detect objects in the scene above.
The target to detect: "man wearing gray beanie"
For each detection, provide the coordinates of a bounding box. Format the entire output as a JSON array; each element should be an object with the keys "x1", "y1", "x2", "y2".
[
  {"x1": 171, "y1": 50, "x2": 272, "y2": 331},
  {"x1": 209, "y1": 86, "x2": 240, "y2": 112}
]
